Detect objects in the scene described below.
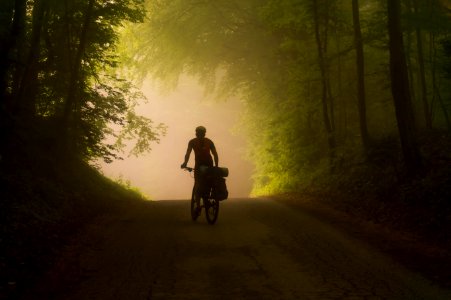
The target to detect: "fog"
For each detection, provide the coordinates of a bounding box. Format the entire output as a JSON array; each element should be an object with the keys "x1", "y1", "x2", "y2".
[{"x1": 101, "y1": 77, "x2": 254, "y2": 200}]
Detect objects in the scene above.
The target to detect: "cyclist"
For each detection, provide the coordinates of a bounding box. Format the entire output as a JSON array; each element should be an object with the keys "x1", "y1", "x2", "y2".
[{"x1": 181, "y1": 126, "x2": 219, "y2": 207}]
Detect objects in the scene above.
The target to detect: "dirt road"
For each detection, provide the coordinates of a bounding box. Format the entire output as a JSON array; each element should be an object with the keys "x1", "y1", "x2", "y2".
[{"x1": 23, "y1": 198, "x2": 450, "y2": 299}]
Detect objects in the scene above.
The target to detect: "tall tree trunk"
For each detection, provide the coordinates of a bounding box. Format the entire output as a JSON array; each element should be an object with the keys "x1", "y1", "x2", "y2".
[
  {"x1": 434, "y1": 85, "x2": 451, "y2": 130},
  {"x1": 0, "y1": 0, "x2": 26, "y2": 107},
  {"x1": 11, "y1": 0, "x2": 27, "y2": 101},
  {"x1": 387, "y1": 0, "x2": 422, "y2": 173},
  {"x1": 413, "y1": 0, "x2": 432, "y2": 129},
  {"x1": 15, "y1": 0, "x2": 46, "y2": 118},
  {"x1": 0, "y1": 0, "x2": 27, "y2": 159},
  {"x1": 323, "y1": 3, "x2": 335, "y2": 133},
  {"x1": 312, "y1": 0, "x2": 335, "y2": 169},
  {"x1": 62, "y1": 0, "x2": 95, "y2": 150},
  {"x1": 430, "y1": 32, "x2": 451, "y2": 130},
  {"x1": 0, "y1": 0, "x2": 16, "y2": 157},
  {"x1": 335, "y1": 24, "x2": 346, "y2": 141},
  {"x1": 352, "y1": 0, "x2": 369, "y2": 152},
  {"x1": 405, "y1": 0, "x2": 416, "y2": 116}
]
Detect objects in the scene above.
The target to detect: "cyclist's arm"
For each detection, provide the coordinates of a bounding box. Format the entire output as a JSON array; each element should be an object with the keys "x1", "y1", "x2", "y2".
[
  {"x1": 211, "y1": 142, "x2": 219, "y2": 167},
  {"x1": 181, "y1": 142, "x2": 193, "y2": 168}
]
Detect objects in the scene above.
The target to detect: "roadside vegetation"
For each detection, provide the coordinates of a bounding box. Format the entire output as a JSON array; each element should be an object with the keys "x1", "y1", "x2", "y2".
[
  {"x1": 0, "y1": 1, "x2": 157, "y2": 298},
  {"x1": 295, "y1": 131, "x2": 451, "y2": 244},
  {"x1": 0, "y1": 147, "x2": 147, "y2": 299}
]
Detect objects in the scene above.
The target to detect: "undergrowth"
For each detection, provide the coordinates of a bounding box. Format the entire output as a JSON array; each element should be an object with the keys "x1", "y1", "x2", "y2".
[
  {"x1": 0, "y1": 139, "x2": 147, "y2": 300},
  {"x1": 298, "y1": 131, "x2": 451, "y2": 246}
]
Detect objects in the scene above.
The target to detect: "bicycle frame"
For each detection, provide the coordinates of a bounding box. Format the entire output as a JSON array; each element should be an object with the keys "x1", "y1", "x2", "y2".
[{"x1": 183, "y1": 166, "x2": 219, "y2": 224}]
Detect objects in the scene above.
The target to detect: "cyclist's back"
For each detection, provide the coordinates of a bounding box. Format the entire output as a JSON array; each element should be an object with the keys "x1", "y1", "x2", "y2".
[
  {"x1": 181, "y1": 126, "x2": 219, "y2": 173},
  {"x1": 189, "y1": 136, "x2": 214, "y2": 168}
]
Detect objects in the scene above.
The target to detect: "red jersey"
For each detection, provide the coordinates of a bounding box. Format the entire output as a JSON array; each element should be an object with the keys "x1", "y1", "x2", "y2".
[{"x1": 189, "y1": 137, "x2": 215, "y2": 167}]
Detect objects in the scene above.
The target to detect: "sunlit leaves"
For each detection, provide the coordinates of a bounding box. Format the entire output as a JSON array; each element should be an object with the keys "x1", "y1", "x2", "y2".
[
  {"x1": 20, "y1": 0, "x2": 163, "y2": 162},
  {"x1": 115, "y1": 111, "x2": 167, "y2": 157}
]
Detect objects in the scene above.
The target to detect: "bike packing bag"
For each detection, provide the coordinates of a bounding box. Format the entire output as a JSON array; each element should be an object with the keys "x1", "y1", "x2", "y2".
[
  {"x1": 208, "y1": 167, "x2": 229, "y2": 178},
  {"x1": 212, "y1": 177, "x2": 228, "y2": 201}
]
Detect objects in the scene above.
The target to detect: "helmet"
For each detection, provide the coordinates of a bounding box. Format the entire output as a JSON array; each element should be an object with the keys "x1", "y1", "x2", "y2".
[{"x1": 195, "y1": 126, "x2": 206, "y2": 134}]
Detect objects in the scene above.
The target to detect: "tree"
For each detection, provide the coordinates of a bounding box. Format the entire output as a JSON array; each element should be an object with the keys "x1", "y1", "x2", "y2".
[
  {"x1": 14, "y1": 0, "x2": 47, "y2": 118},
  {"x1": 62, "y1": 0, "x2": 95, "y2": 152},
  {"x1": 412, "y1": 0, "x2": 431, "y2": 129},
  {"x1": 387, "y1": 0, "x2": 422, "y2": 172},
  {"x1": 0, "y1": 0, "x2": 26, "y2": 109},
  {"x1": 0, "y1": 0, "x2": 165, "y2": 163},
  {"x1": 352, "y1": 0, "x2": 369, "y2": 151},
  {"x1": 311, "y1": 0, "x2": 337, "y2": 167}
]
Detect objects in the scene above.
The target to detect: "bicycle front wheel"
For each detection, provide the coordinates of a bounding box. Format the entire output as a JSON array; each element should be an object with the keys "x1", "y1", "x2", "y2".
[
  {"x1": 205, "y1": 197, "x2": 219, "y2": 225},
  {"x1": 191, "y1": 188, "x2": 200, "y2": 221}
]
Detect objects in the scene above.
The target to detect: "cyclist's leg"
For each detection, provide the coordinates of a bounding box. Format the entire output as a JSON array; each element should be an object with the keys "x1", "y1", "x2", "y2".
[{"x1": 195, "y1": 164, "x2": 212, "y2": 204}]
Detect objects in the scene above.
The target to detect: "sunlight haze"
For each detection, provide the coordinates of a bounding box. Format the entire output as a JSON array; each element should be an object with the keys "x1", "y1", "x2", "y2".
[{"x1": 101, "y1": 77, "x2": 253, "y2": 200}]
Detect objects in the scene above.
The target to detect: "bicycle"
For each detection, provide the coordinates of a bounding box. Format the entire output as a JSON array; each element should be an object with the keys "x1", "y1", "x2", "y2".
[{"x1": 182, "y1": 166, "x2": 228, "y2": 225}]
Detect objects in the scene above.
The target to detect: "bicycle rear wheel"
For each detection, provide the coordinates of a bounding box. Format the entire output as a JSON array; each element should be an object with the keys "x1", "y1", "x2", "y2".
[{"x1": 205, "y1": 197, "x2": 219, "y2": 224}]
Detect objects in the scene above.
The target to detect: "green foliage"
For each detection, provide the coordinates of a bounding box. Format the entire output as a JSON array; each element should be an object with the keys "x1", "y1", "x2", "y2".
[
  {"x1": 116, "y1": 0, "x2": 451, "y2": 195},
  {"x1": 115, "y1": 110, "x2": 167, "y2": 158},
  {"x1": 1, "y1": 0, "x2": 164, "y2": 164},
  {"x1": 114, "y1": 174, "x2": 148, "y2": 198}
]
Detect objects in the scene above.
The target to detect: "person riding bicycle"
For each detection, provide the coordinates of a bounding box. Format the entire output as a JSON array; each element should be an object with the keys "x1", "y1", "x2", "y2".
[{"x1": 181, "y1": 126, "x2": 219, "y2": 201}]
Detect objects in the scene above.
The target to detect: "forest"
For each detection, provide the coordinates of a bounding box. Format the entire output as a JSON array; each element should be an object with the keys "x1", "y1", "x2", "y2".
[
  {"x1": 121, "y1": 0, "x2": 451, "y2": 195},
  {"x1": 1, "y1": 0, "x2": 451, "y2": 297},
  {"x1": 123, "y1": 0, "x2": 451, "y2": 233}
]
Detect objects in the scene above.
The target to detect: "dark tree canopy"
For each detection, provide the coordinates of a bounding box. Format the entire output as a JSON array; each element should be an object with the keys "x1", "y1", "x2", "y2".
[{"x1": 0, "y1": 0, "x2": 166, "y2": 164}]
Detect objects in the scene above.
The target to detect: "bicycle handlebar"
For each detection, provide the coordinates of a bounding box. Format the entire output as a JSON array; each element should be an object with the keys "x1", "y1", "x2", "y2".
[{"x1": 182, "y1": 166, "x2": 194, "y2": 172}]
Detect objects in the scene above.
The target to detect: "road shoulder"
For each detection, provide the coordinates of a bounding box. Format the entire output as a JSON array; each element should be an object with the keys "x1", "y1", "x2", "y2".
[{"x1": 273, "y1": 193, "x2": 451, "y2": 289}]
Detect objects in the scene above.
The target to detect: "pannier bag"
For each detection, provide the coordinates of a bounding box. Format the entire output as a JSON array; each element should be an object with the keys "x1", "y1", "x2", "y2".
[
  {"x1": 199, "y1": 166, "x2": 229, "y2": 177},
  {"x1": 208, "y1": 167, "x2": 229, "y2": 177},
  {"x1": 212, "y1": 177, "x2": 228, "y2": 201}
]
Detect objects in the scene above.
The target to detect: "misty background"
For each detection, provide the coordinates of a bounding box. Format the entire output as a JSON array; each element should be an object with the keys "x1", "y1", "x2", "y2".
[{"x1": 101, "y1": 76, "x2": 253, "y2": 200}]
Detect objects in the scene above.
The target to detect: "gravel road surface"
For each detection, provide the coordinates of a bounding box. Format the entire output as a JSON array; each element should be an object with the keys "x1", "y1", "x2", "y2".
[{"x1": 22, "y1": 198, "x2": 451, "y2": 300}]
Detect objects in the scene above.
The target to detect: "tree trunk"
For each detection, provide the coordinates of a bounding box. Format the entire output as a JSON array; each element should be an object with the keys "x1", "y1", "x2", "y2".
[
  {"x1": 413, "y1": 0, "x2": 432, "y2": 129},
  {"x1": 406, "y1": 35, "x2": 417, "y2": 106},
  {"x1": 430, "y1": 32, "x2": 451, "y2": 130},
  {"x1": 62, "y1": 0, "x2": 95, "y2": 149},
  {"x1": 15, "y1": 0, "x2": 46, "y2": 118},
  {"x1": 0, "y1": 0, "x2": 26, "y2": 107},
  {"x1": 335, "y1": 25, "x2": 346, "y2": 141},
  {"x1": 352, "y1": 0, "x2": 369, "y2": 152},
  {"x1": 11, "y1": 0, "x2": 27, "y2": 101},
  {"x1": 434, "y1": 85, "x2": 451, "y2": 131},
  {"x1": 387, "y1": 0, "x2": 422, "y2": 173},
  {"x1": 323, "y1": 4, "x2": 335, "y2": 133},
  {"x1": 312, "y1": 0, "x2": 336, "y2": 168}
]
